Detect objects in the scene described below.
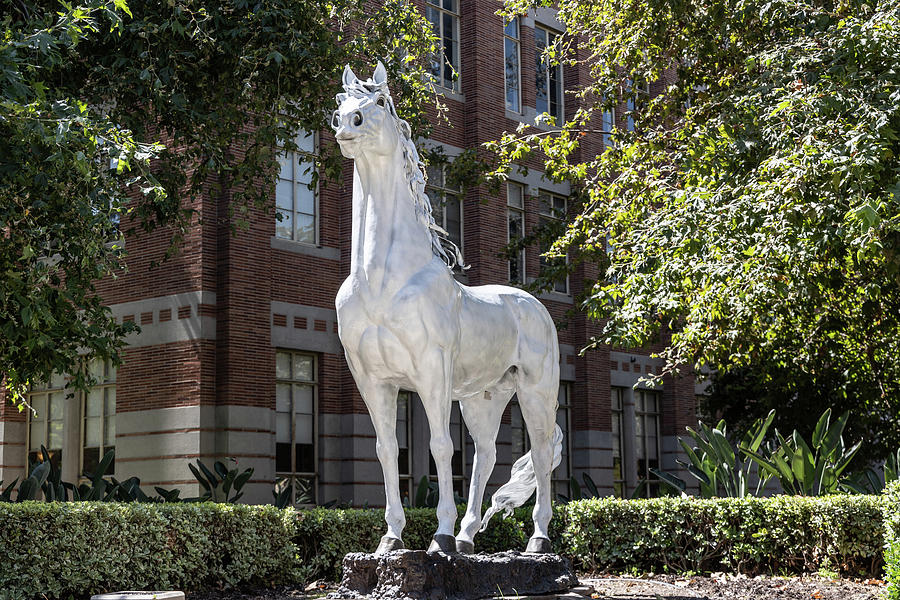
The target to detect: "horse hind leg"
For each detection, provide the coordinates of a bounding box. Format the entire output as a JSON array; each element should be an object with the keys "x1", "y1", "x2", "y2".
[
  {"x1": 455, "y1": 390, "x2": 511, "y2": 553},
  {"x1": 516, "y1": 379, "x2": 559, "y2": 553}
]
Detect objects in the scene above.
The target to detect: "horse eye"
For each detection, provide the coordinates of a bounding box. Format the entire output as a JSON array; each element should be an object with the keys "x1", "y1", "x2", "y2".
[
  {"x1": 331, "y1": 111, "x2": 340, "y2": 129},
  {"x1": 376, "y1": 96, "x2": 386, "y2": 107}
]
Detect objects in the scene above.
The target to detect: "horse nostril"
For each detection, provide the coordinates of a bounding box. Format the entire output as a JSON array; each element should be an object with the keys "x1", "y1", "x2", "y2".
[{"x1": 353, "y1": 111, "x2": 363, "y2": 126}]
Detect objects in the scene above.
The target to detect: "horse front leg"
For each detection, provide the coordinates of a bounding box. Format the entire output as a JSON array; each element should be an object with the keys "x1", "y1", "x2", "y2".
[
  {"x1": 358, "y1": 378, "x2": 405, "y2": 554},
  {"x1": 417, "y1": 350, "x2": 457, "y2": 553}
]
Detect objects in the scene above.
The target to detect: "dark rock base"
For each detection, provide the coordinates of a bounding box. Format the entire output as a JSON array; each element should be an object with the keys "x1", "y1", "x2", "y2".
[{"x1": 333, "y1": 550, "x2": 578, "y2": 600}]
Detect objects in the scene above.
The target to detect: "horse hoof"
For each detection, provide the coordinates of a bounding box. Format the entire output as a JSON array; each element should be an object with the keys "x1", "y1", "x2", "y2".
[
  {"x1": 455, "y1": 539, "x2": 475, "y2": 554},
  {"x1": 525, "y1": 537, "x2": 552, "y2": 554},
  {"x1": 427, "y1": 534, "x2": 457, "y2": 554},
  {"x1": 375, "y1": 535, "x2": 404, "y2": 554}
]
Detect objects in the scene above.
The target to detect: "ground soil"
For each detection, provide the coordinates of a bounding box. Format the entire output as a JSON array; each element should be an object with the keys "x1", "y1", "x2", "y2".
[{"x1": 186, "y1": 573, "x2": 888, "y2": 600}]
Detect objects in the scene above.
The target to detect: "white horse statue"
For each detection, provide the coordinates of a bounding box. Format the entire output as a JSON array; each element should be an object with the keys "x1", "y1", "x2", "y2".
[{"x1": 332, "y1": 62, "x2": 563, "y2": 555}]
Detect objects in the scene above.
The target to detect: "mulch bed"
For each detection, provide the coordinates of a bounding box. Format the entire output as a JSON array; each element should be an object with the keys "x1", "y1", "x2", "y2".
[{"x1": 185, "y1": 573, "x2": 888, "y2": 600}]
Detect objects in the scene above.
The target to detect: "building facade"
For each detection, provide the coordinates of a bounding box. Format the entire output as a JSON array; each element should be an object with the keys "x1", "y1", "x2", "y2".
[{"x1": 0, "y1": 2, "x2": 700, "y2": 505}]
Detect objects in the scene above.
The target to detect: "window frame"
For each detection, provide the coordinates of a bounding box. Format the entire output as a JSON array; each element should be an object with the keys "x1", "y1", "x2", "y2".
[
  {"x1": 552, "y1": 383, "x2": 573, "y2": 500},
  {"x1": 625, "y1": 79, "x2": 650, "y2": 133},
  {"x1": 25, "y1": 374, "x2": 67, "y2": 473},
  {"x1": 503, "y1": 17, "x2": 521, "y2": 113},
  {"x1": 538, "y1": 191, "x2": 569, "y2": 294},
  {"x1": 610, "y1": 387, "x2": 626, "y2": 498},
  {"x1": 275, "y1": 350, "x2": 319, "y2": 506},
  {"x1": 425, "y1": 0, "x2": 461, "y2": 93},
  {"x1": 426, "y1": 163, "x2": 464, "y2": 256},
  {"x1": 80, "y1": 357, "x2": 117, "y2": 479},
  {"x1": 275, "y1": 131, "x2": 319, "y2": 245},
  {"x1": 534, "y1": 26, "x2": 564, "y2": 123},
  {"x1": 507, "y1": 182, "x2": 526, "y2": 284},
  {"x1": 634, "y1": 388, "x2": 662, "y2": 498}
]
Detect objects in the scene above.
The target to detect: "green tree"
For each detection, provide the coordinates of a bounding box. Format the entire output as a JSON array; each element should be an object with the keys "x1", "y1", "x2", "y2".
[
  {"x1": 490, "y1": 0, "x2": 900, "y2": 459},
  {"x1": 1, "y1": 0, "x2": 437, "y2": 402}
]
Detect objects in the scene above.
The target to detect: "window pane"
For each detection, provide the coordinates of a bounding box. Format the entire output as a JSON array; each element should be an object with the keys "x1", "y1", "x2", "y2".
[
  {"x1": 85, "y1": 416, "x2": 102, "y2": 446},
  {"x1": 507, "y1": 183, "x2": 523, "y2": 208},
  {"x1": 535, "y1": 29, "x2": 548, "y2": 115},
  {"x1": 293, "y1": 384, "x2": 314, "y2": 415},
  {"x1": 504, "y1": 17, "x2": 518, "y2": 38},
  {"x1": 83, "y1": 447, "x2": 100, "y2": 476},
  {"x1": 275, "y1": 210, "x2": 293, "y2": 239},
  {"x1": 276, "y1": 383, "x2": 291, "y2": 413},
  {"x1": 426, "y1": 164, "x2": 443, "y2": 187},
  {"x1": 292, "y1": 354, "x2": 314, "y2": 381},
  {"x1": 276, "y1": 442, "x2": 292, "y2": 472},
  {"x1": 276, "y1": 412, "x2": 291, "y2": 443},
  {"x1": 31, "y1": 394, "x2": 47, "y2": 419},
  {"x1": 49, "y1": 420, "x2": 63, "y2": 449},
  {"x1": 86, "y1": 389, "x2": 102, "y2": 417},
  {"x1": 29, "y1": 420, "x2": 45, "y2": 451},
  {"x1": 278, "y1": 152, "x2": 292, "y2": 181},
  {"x1": 49, "y1": 392, "x2": 63, "y2": 420},
  {"x1": 296, "y1": 443, "x2": 315, "y2": 473},
  {"x1": 276, "y1": 352, "x2": 291, "y2": 379},
  {"x1": 296, "y1": 213, "x2": 315, "y2": 244},
  {"x1": 296, "y1": 131, "x2": 315, "y2": 154},
  {"x1": 276, "y1": 180, "x2": 293, "y2": 210},
  {"x1": 442, "y1": 0, "x2": 456, "y2": 11},
  {"x1": 89, "y1": 358, "x2": 104, "y2": 379},
  {"x1": 446, "y1": 196, "x2": 461, "y2": 248},
  {"x1": 505, "y1": 37, "x2": 520, "y2": 112},
  {"x1": 50, "y1": 372, "x2": 66, "y2": 389},
  {"x1": 558, "y1": 385, "x2": 569, "y2": 406},
  {"x1": 295, "y1": 413, "x2": 313, "y2": 444}
]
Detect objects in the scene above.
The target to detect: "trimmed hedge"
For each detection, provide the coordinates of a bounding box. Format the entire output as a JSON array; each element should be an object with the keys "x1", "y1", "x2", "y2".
[
  {"x1": 0, "y1": 502, "x2": 297, "y2": 600},
  {"x1": 560, "y1": 495, "x2": 885, "y2": 576},
  {"x1": 886, "y1": 481, "x2": 900, "y2": 599},
  {"x1": 0, "y1": 494, "x2": 892, "y2": 598}
]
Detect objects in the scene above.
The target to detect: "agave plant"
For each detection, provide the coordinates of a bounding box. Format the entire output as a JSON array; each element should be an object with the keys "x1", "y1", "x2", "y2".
[
  {"x1": 654, "y1": 410, "x2": 775, "y2": 498},
  {"x1": 743, "y1": 409, "x2": 860, "y2": 496}
]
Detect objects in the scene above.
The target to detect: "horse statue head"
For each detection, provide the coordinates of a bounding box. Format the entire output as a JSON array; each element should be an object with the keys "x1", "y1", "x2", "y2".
[{"x1": 331, "y1": 61, "x2": 466, "y2": 270}]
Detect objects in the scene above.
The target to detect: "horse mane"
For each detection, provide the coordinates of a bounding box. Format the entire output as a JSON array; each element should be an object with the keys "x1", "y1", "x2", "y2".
[{"x1": 343, "y1": 78, "x2": 467, "y2": 271}]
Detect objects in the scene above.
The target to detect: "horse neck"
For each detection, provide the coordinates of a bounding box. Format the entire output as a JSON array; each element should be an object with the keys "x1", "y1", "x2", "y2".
[{"x1": 350, "y1": 143, "x2": 435, "y2": 294}]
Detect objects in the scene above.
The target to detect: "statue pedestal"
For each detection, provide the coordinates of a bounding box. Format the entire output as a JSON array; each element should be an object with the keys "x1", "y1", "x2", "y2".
[{"x1": 334, "y1": 550, "x2": 578, "y2": 600}]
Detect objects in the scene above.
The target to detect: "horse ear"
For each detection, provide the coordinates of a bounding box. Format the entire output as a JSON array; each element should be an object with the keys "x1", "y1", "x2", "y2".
[
  {"x1": 335, "y1": 93, "x2": 348, "y2": 105},
  {"x1": 343, "y1": 64, "x2": 358, "y2": 87},
  {"x1": 373, "y1": 61, "x2": 387, "y2": 85}
]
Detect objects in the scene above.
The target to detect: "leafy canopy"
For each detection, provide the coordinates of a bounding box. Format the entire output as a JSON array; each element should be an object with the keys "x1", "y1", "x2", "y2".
[
  {"x1": 1, "y1": 0, "x2": 438, "y2": 401},
  {"x1": 492, "y1": 0, "x2": 900, "y2": 456}
]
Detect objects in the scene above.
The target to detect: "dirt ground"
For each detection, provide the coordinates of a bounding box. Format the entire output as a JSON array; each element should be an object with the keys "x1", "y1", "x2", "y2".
[{"x1": 186, "y1": 573, "x2": 889, "y2": 600}]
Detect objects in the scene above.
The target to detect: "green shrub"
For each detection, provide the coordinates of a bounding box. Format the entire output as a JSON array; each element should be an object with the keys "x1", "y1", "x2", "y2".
[
  {"x1": 294, "y1": 505, "x2": 531, "y2": 581},
  {"x1": 559, "y1": 495, "x2": 885, "y2": 575},
  {"x1": 886, "y1": 480, "x2": 900, "y2": 599},
  {"x1": 0, "y1": 502, "x2": 297, "y2": 600}
]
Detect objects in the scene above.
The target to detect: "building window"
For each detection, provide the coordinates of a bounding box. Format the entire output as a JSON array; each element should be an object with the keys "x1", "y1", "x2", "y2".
[
  {"x1": 26, "y1": 373, "x2": 66, "y2": 471},
  {"x1": 275, "y1": 351, "x2": 317, "y2": 504},
  {"x1": 625, "y1": 79, "x2": 650, "y2": 132},
  {"x1": 82, "y1": 358, "x2": 116, "y2": 476},
  {"x1": 397, "y1": 390, "x2": 413, "y2": 503},
  {"x1": 611, "y1": 387, "x2": 626, "y2": 498},
  {"x1": 602, "y1": 107, "x2": 615, "y2": 148},
  {"x1": 428, "y1": 401, "x2": 467, "y2": 499},
  {"x1": 538, "y1": 192, "x2": 568, "y2": 294},
  {"x1": 426, "y1": 0, "x2": 460, "y2": 93},
  {"x1": 504, "y1": 17, "x2": 521, "y2": 112},
  {"x1": 553, "y1": 383, "x2": 572, "y2": 500},
  {"x1": 510, "y1": 397, "x2": 528, "y2": 459},
  {"x1": 635, "y1": 389, "x2": 661, "y2": 498},
  {"x1": 276, "y1": 132, "x2": 317, "y2": 244},
  {"x1": 426, "y1": 164, "x2": 463, "y2": 253},
  {"x1": 535, "y1": 27, "x2": 563, "y2": 122},
  {"x1": 507, "y1": 182, "x2": 526, "y2": 283}
]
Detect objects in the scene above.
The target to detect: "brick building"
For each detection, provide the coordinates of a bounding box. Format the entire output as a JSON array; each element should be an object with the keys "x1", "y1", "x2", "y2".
[{"x1": 0, "y1": 2, "x2": 699, "y2": 505}]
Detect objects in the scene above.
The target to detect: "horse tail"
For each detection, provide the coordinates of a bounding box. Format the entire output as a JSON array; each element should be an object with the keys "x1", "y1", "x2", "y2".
[{"x1": 479, "y1": 423, "x2": 563, "y2": 532}]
